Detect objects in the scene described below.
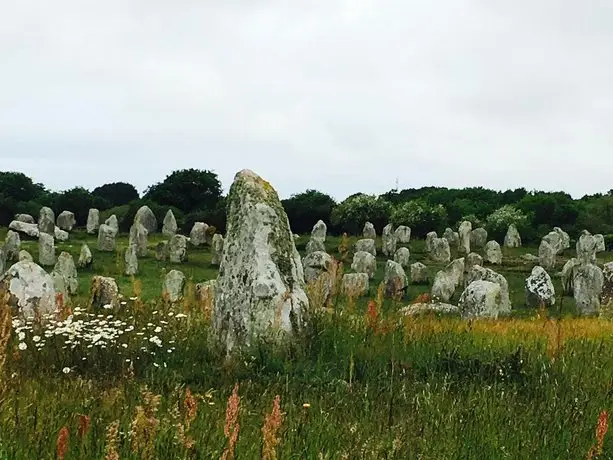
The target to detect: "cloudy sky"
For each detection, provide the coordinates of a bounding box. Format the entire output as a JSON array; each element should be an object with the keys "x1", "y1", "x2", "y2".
[{"x1": 1, "y1": 1, "x2": 612, "y2": 200}]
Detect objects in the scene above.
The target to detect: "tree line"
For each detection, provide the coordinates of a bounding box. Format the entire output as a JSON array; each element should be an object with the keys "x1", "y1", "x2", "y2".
[{"x1": 1, "y1": 169, "x2": 612, "y2": 244}]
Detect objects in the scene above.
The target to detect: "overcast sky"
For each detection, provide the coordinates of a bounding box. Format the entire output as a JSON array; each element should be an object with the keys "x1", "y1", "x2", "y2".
[{"x1": 1, "y1": 1, "x2": 612, "y2": 201}]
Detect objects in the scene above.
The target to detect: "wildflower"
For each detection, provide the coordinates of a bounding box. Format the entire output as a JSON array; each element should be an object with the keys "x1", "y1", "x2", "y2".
[
  {"x1": 303, "y1": 403, "x2": 311, "y2": 408},
  {"x1": 63, "y1": 367, "x2": 71, "y2": 374},
  {"x1": 18, "y1": 342, "x2": 27, "y2": 351},
  {"x1": 32, "y1": 335, "x2": 41, "y2": 342},
  {"x1": 154, "y1": 326, "x2": 162, "y2": 333},
  {"x1": 56, "y1": 426, "x2": 69, "y2": 460},
  {"x1": 18, "y1": 331, "x2": 25, "y2": 341},
  {"x1": 77, "y1": 414, "x2": 92, "y2": 440},
  {"x1": 104, "y1": 420, "x2": 120, "y2": 460},
  {"x1": 262, "y1": 395, "x2": 284, "y2": 460},
  {"x1": 221, "y1": 384, "x2": 241, "y2": 460}
]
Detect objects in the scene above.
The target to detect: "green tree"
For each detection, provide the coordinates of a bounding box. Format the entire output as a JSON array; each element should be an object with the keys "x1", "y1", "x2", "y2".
[
  {"x1": 331, "y1": 194, "x2": 391, "y2": 235},
  {"x1": 485, "y1": 205, "x2": 529, "y2": 242},
  {"x1": 53, "y1": 187, "x2": 109, "y2": 226},
  {"x1": 0, "y1": 172, "x2": 48, "y2": 224},
  {"x1": 92, "y1": 182, "x2": 139, "y2": 208},
  {"x1": 282, "y1": 190, "x2": 337, "y2": 234},
  {"x1": 390, "y1": 200, "x2": 448, "y2": 237}
]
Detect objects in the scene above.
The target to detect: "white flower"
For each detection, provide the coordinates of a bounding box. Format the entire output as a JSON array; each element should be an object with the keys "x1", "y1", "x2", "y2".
[
  {"x1": 121, "y1": 344, "x2": 128, "y2": 349},
  {"x1": 154, "y1": 327, "x2": 162, "y2": 333},
  {"x1": 18, "y1": 331, "x2": 25, "y2": 341},
  {"x1": 153, "y1": 363, "x2": 160, "y2": 368},
  {"x1": 32, "y1": 335, "x2": 41, "y2": 342},
  {"x1": 62, "y1": 367, "x2": 71, "y2": 374},
  {"x1": 18, "y1": 342, "x2": 27, "y2": 351},
  {"x1": 103, "y1": 304, "x2": 113, "y2": 309}
]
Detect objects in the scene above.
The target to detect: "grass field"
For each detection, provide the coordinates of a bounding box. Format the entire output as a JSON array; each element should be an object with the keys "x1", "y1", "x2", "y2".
[{"x1": 1, "y1": 228, "x2": 613, "y2": 459}]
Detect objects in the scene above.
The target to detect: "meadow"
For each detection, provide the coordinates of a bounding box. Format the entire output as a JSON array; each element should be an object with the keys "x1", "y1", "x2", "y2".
[{"x1": 1, "y1": 228, "x2": 613, "y2": 459}]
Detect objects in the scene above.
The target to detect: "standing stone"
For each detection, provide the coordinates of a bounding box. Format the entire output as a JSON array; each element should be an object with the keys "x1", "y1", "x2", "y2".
[
  {"x1": 341, "y1": 273, "x2": 369, "y2": 297},
  {"x1": 464, "y1": 252, "x2": 483, "y2": 273},
  {"x1": 543, "y1": 231, "x2": 563, "y2": 255},
  {"x1": 354, "y1": 239, "x2": 376, "y2": 257},
  {"x1": 382, "y1": 224, "x2": 397, "y2": 257},
  {"x1": 87, "y1": 208, "x2": 100, "y2": 234},
  {"x1": 211, "y1": 233, "x2": 224, "y2": 266},
  {"x1": 459, "y1": 280, "x2": 506, "y2": 319},
  {"x1": 15, "y1": 214, "x2": 35, "y2": 224},
  {"x1": 0, "y1": 260, "x2": 55, "y2": 318},
  {"x1": 105, "y1": 215, "x2": 119, "y2": 235},
  {"x1": 52, "y1": 252, "x2": 78, "y2": 296},
  {"x1": 431, "y1": 258, "x2": 464, "y2": 302},
  {"x1": 38, "y1": 233, "x2": 56, "y2": 266},
  {"x1": 18, "y1": 250, "x2": 33, "y2": 262},
  {"x1": 90, "y1": 276, "x2": 119, "y2": 309},
  {"x1": 124, "y1": 245, "x2": 138, "y2": 276},
  {"x1": 195, "y1": 280, "x2": 216, "y2": 307},
  {"x1": 97, "y1": 225, "x2": 116, "y2": 252},
  {"x1": 383, "y1": 260, "x2": 407, "y2": 298},
  {"x1": 0, "y1": 247, "x2": 6, "y2": 275},
  {"x1": 484, "y1": 240, "x2": 502, "y2": 264},
  {"x1": 393, "y1": 247, "x2": 410, "y2": 268},
  {"x1": 54, "y1": 227, "x2": 69, "y2": 242},
  {"x1": 212, "y1": 169, "x2": 309, "y2": 353},
  {"x1": 134, "y1": 205, "x2": 157, "y2": 234},
  {"x1": 4, "y1": 231, "x2": 20, "y2": 261},
  {"x1": 410, "y1": 262, "x2": 429, "y2": 284},
  {"x1": 504, "y1": 224, "x2": 522, "y2": 248},
  {"x1": 470, "y1": 228, "x2": 488, "y2": 249},
  {"x1": 169, "y1": 234, "x2": 188, "y2": 263},
  {"x1": 162, "y1": 209, "x2": 178, "y2": 237},
  {"x1": 442, "y1": 227, "x2": 459, "y2": 250},
  {"x1": 305, "y1": 239, "x2": 326, "y2": 255},
  {"x1": 129, "y1": 222, "x2": 148, "y2": 257},
  {"x1": 351, "y1": 251, "x2": 377, "y2": 279},
  {"x1": 163, "y1": 269, "x2": 186, "y2": 303},
  {"x1": 577, "y1": 234, "x2": 597, "y2": 265},
  {"x1": 425, "y1": 232, "x2": 438, "y2": 253},
  {"x1": 77, "y1": 244, "x2": 93, "y2": 268},
  {"x1": 363, "y1": 222, "x2": 376, "y2": 239},
  {"x1": 429, "y1": 238, "x2": 451, "y2": 263},
  {"x1": 602, "y1": 262, "x2": 613, "y2": 307},
  {"x1": 561, "y1": 258, "x2": 581, "y2": 295},
  {"x1": 155, "y1": 241, "x2": 170, "y2": 261},
  {"x1": 303, "y1": 251, "x2": 336, "y2": 298},
  {"x1": 56, "y1": 211, "x2": 76, "y2": 232},
  {"x1": 595, "y1": 234, "x2": 606, "y2": 253},
  {"x1": 38, "y1": 207, "x2": 55, "y2": 236},
  {"x1": 574, "y1": 264, "x2": 604, "y2": 315},
  {"x1": 525, "y1": 266, "x2": 555, "y2": 308},
  {"x1": 190, "y1": 222, "x2": 209, "y2": 247},
  {"x1": 553, "y1": 227, "x2": 571, "y2": 251},
  {"x1": 395, "y1": 226, "x2": 411, "y2": 245},
  {"x1": 465, "y1": 265, "x2": 511, "y2": 312},
  {"x1": 458, "y1": 221, "x2": 472, "y2": 255},
  {"x1": 538, "y1": 240, "x2": 556, "y2": 270},
  {"x1": 311, "y1": 220, "x2": 327, "y2": 244}
]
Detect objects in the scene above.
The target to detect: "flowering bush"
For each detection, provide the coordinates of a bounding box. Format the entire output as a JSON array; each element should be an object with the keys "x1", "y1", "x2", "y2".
[
  {"x1": 391, "y1": 200, "x2": 447, "y2": 237},
  {"x1": 485, "y1": 205, "x2": 528, "y2": 240},
  {"x1": 331, "y1": 194, "x2": 391, "y2": 235}
]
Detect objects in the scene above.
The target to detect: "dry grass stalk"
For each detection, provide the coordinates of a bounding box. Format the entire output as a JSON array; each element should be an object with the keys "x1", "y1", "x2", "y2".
[
  {"x1": 221, "y1": 383, "x2": 241, "y2": 460},
  {"x1": 129, "y1": 388, "x2": 162, "y2": 460},
  {"x1": 104, "y1": 420, "x2": 120, "y2": 460},
  {"x1": 262, "y1": 394, "x2": 284, "y2": 460},
  {"x1": 184, "y1": 387, "x2": 198, "y2": 429},
  {"x1": 77, "y1": 413, "x2": 92, "y2": 441},
  {"x1": 131, "y1": 277, "x2": 145, "y2": 313},
  {"x1": 0, "y1": 293, "x2": 13, "y2": 380},
  {"x1": 56, "y1": 426, "x2": 69, "y2": 460},
  {"x1": 587, "y1": 410, "x2": 609, "y2": 460}
]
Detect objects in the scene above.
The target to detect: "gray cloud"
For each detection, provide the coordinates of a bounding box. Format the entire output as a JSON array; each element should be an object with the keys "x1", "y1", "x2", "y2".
[{"x1": 1, "y1": 1, "x2": 613, "y2": 200}]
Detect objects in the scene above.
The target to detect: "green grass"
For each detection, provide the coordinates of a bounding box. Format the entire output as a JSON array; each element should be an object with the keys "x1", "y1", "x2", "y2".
[{"x1": 1, "y1": 228, "x2": 613, "y2": 459}]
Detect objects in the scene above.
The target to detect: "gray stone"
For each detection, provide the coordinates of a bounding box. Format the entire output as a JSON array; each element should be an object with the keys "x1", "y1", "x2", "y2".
[
  {"x1": 470, "y1": 228, "x2": 488, "y2": 249},
  {"x1": 52, "y1": 251, "x2": 78, "y2": 296},
  {"x1": 459, "y1": 280, "x2": 507, "y2": 319},
  {"x1": 431, "y1": 258, "x2": 464, "y2": 302},
  {"x1": 466, "y1": 265, "x2": 511, "y2": 312},
  {"x1": 525, "y1": 266, "x2": 555, "y2": 308},
  {"x1": 134, "y1": 205, "x2": 157, "y2": 234},
  {"x1": 38, "y1": 233, "x2": 56, "y2": 266},
  {"x1": 8, "y1": 221, "x2": 39, "y2": 238},
  {"x1": 442, "y1": 227, "x2": 459, "y2": 250},
  {"x1": 393, "y1": 247, "x2": 410, "y2": 268},
  {"x1": 401, "y1": 302, "x2": 460, "y2": 316},
  {"x1": 0, "y1": 260, "x2": 56, "y2": 319},
  {"x1": 124, "y1": 245, "x2": 138, "y2": 276},
  {"x1": 429, "y1": 237, "x2": 451, "y2": 263},
  {"x1": 305, "y1": 239, "x2": 326, "y2": 255},
  {"x1": 464, "y1": 252, "x2": 483, "y2": 272},
  {"x1": 162, "y1": 209, "x2": 178, "y2": 237},
  {"x1": 77, "y1": 243, "x2": 92, "y2": 268},
  {"x1": 484, "y1": 240, "x2": 502, "y2": 264},
  {"x1": 602, "y1": 262, "x2": 613, "y2": 307},
  {"x1": 553, "y1": 227, "x2": 570, "y2": 251},
  {"x1": 38, "y1": 207, "x2": 55, "y2": 236},
  {"x1": 0, "y1": 247, "x2": 6, "y2": 275},
  {"x1": 543, "y1": 231, "x2": 563, "y2": 255},
  {"x1": 504, "y1": 224, "x2": 522, "y2": 248},
  {"x1": 56, "y1": 211, "x2": 76, "y2": 232},
  {"x1": 363, "y1": 222, "x2": 376, "y2": 239},
  {"x1": 105, "y1": 215, "x2": 119, "y2": 235},
  {"x1": 574, "y1": 264, "x2": 604, "y2": 315},
  {"x1": 212, "y1": 169, "x2": 309, "y2": 353},
  {"x1": 521, "y1": 253, "x2": 540, "y2": 263},
  {"x1": 15, "y1": 214, "x2": 34, "y2": 224},
  {"x1": 382, "y1": 224, "x2": 397, "y2": 257},
  {"x1": 351, "y1": 251, "x2": 377, "y2": 278},
  {"x1": 410, "y1": 262, "x2": 429, "y2": 284},
  {"x1": 341, "y1": 273, "x2": 369, "y2": 297},
  {"x1": 54, "y1": 227, "x2": 69, "y2": 242},
  {"x1": 189, "y1": 222, "x2": 209, "y2": 247},
  {"x1": 395, "y1": 225, "x2": 411, "y2": 244},
  {"x1": 155, "y1": 241, "x2": 169, "y2": 261},
  {"x1": 18, "y1": 250, "x2": 33, "y2": 262},
  {"x1": 311, "y1": 220, "x2": 327, "y2": 243},
  {"x1": 163, "y1": 269, "x2": 186, "y2": 303},
  {"x1": 97, "y1": 224, "x2": 116, "y2": 252},
  {"x1": 595, "y1": 234, "x2": 605, "y2": 253},
  {"x1": 425, "y1": 231, "x2": 438, "y2": 253},
  {"x1": 538, "y1": 240, "x2": 556, "y2": 269},
  {"x1": 169, "y1": 234, "x2": 188, "y2": 263},
  {"x1": 86, "y1": 208, "x2": 100, "y2": 234},
  {"x1": 90, "y1": 276, "x2": 119, "y2": 309},
  {"x1": 354, "y1": 238, "x2": 376, "y2": 257},
  {"x1": 577, "y1": 234, "x2": 597, "y2": 265},
  {"x1": 383, "y1": 260, "x2": 407, "y2": 298},
  {"x1": 211, "y1": 233, "x2": 224, "y2": 266},
  {"x1": 4, "y1": 230, "x2": 20, "y2": 261},
  {"x1": 303, "y1": 251, "x2": 335, "y2": 297},
  {"x1": 129, "y1": 222, "x2": 148, "y2": 257},
  {"x1": 195, "y1": 279, "x2": 216, "y2": 306},
  {"x1": 458, "y1": 221, "x2": 472, "y2": 255},
  {"x1": 561, "y1": 258, "x2": 581, "y2": 295}
]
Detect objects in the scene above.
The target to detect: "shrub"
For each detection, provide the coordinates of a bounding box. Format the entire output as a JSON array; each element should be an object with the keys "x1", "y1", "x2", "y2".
[
  {"x1": 282, "y1": 190, "x2": 336, "y2": 235},
  {"x1": 390, "y1": 200, "x2": 447, "y2": 238},
  {"x1": 331, "y1": 194, "x2": 391, "y2": 235},
  {"x1": 485, "y1": 205, "x2": 529, "y2": 242}
]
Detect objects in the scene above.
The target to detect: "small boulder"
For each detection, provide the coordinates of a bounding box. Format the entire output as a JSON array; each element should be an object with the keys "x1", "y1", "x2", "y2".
[
  {"x1": 410, "y1": 262, "x2": 429, "y2": 284},
  {"x1": 431, "y1": 258, "x2": 464, "y2": 302},
  {"x1": 504, "y1": 224, "x2": 522, "y2": 248},
  {"x1": 458, "y1": 221, "x2": 472, "y2": 255},
  {"x1": 303, "y1": 251, "x2": 335, "y2": 295},
  {"x1": 395, "y1": 226, "x2": 411, "y2": 244},
  {"x1": 162, "y1": 209, "x2": 178, "y2": 237},
  {"x1": 363, "y1": 222, "x2": 376, "y2": 239},
  {"x1": 86, "y1": 208, "x2": 100, "y2": 234},
  {"x1": 538, "y1": 240, "x2": 556, "y2": 269},
  {"x1": 459, "y1": 280, "x2": 506, "y2": 319},
  {"x1": 163, "y1": 269, "x2": 186, "y2": 303},
  {"x1": 189, "y1": 222, "x2": 208, "y2": 247},
  {"x1": 354, "y1": 239, "x2": 376, "y2": 257},
  {"x1": 401, "y1": 302, "x2": 460, "y2": 317},
  {"x1": 351, "y1": 251, "x2": 377, "y2": 279},
  {"x1": 393, "y1": 247, "x2": 410, "y2": 268},
  {"x1": 128, "y1": 222, "x2": 148, "y2": 257},
  {"x1": 134, "y1": 205, "x2": 157, "y2": 234},
  {"x1": 382, "y1": 224, "x2": 397, "y2": 257},
  {"x1": 466, "y1": 265, "x2": 511, "y2": 311},
  {"x1": 18, "y1": 250, "x2": 33, "y2": 262},
  {"x1": 484, "y1": 240, "x2": 502, "y2": 264},
  {"x1": 77, "y1": 244, "x2": 92, "y2": 268},
  {"x1": 97, "y1": 224, "x2": 116, "y2": 252},
  {"x1": 464, "y1": 252, "x2": 483, "y2": 273},
  {"x1": 525, "y1": 266, "x2": 555, "y2": 308},
  {"x1": 595, "y1": 234, "x2": 606, "y2": 253},
  {"x1": 54, "y1": 227, "x2": 69, "y2": 242},
  {"x1": 89, "y1": 276, "x2": 119, "y2": 310},
  {"x1": 15, "y1": 214, "x2": 35, "y2": 224},
  {"x1": 561, "y1": 258, "x2": 581, "y2": 295},
  {"x1": 0, "y1": 260, "x2": 56, "y2": 318},
  {"x1": 8, "y1": 221, "x2": 39, "y2": 238},
  {"x1": 56, "y1": 211, "x2": 76, "y2": 232}
]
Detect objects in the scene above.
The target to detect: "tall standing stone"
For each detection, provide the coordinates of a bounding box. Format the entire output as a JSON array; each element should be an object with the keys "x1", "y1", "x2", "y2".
[
  {"x1": 484, "y1": 240, "x2": 502, "y2": 264},
  {"x1": 561, "y1": 258, "x2": 581, "y2": 295},
  {"x1": 190, "y1": 222, "x2": 209, "y2": 247},
  {"x1": 52, "y1": 252, "x2": 79, "y2": 296},
  {"x1": 525, "y1": 266, "x2": 555, "y2": 308},
  {"x1": 105, "y1": 215, "x2": 119, "y2": 235},
  {"x1": 311, "y1": 220, "x2": 327, "y2": 244},
  {"x1": 458, "y1": 221, "x2": 472, "y2": 255},
  {"x1": 442, "y1": 227, "x2": 459, "y2": 250},
  {"x1": 363, "y1": 222, "x2": 376, "y2": 239},
  {"x1": 577, "y1": 234, "x2": 597, "y2": 265},
  {"x1": 56, "y1": 211, "x2": 76, "y2": 232},
  {"x1": 134, "y1": 205, "x2": 157, "y2": 234},
  {"x1": 77, "y1": 243, "x2": 93, "y2": 268},
  {"x1": 169, "y1": 235, "x2": 188, "y2": 263},
  {"x1": 382, "y1": 224, "x2": 397, "y2": 257},
  {"x1": 90, "y1": 276, "x2": 119, "y2": 309},
  {"x1": 38, "y1": 233, "x2": 56, "y2": 266},
  {"x1": 383, "y1": 260, "x2": 407, "y2": 298},
  {"x1": 504, "y1": 224, "x2": 521, "y2": 248},
  {"x1": 213, "y1": 170, "x2": 309, "y2": 353},
  {"x1": 602, "y1": 262, "x2": 613, "y2": 307},
  {"x1": 395, "y1": 226, "x2": 411, "y2": 244},
  {"x1": 129, "y1": 222, "x2": 148, "y2": 257},
  {"x1": 425, "y1": 231, "x2": 438, "y2": 253},
  {"x1": 538, "y1": 240, "x2": 556, "y2": 270},
  {"x1": 97, "y1": 224, "x2": 116, "y2": 252},
  {"x1": 124, "y1": 245, "x2": 138, "y2": 276},
  {"x1": 470, "y1": 228, "x2": 488, "y2": 249},
  {"x1": 211, "y1": 233, "x2": 224, "y2": 266},
  {"x1": 305, "y1": 239, "x2": 326, "y2": 255},
  {"x1": 87, "y1": 209, "x2": 100, "y2": 234},
  {"x1": 4, "y1": 230, "x2": 20, "y2": 262},
  {"x1": 162, "y1": 210, "x2": 178, "y2": 237},
  {"x1": 163, "y1": 269, "x2": 186, "y2": 303},
  {"x1": 38, "y1": 207, "x2": 55, "y2": 236},
  {"x1": 543, "y1": 231, "x2": 563, "y2": 255},
  {"x1": 574, "y1": 264, "x2": 604, "y2": 315},
  {"x1": 553, "y1": 227, "x2": 570, "y2": 252}
]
